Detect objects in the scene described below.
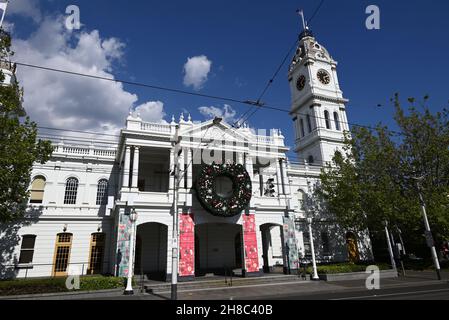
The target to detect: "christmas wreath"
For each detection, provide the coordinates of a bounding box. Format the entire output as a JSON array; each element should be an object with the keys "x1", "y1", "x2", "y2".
[{"x1": 195, "y1": 162, "x2": 252, "y2": 217}]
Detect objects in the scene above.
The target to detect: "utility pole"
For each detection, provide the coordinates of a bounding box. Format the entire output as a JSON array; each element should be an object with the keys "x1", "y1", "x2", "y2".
[
  {"x1": 169, "y1": 117, "x2": 222, "y2": 300},
  {"x1": 415, "y1": 178, "x2": 441, "y2": 280},
  {"x1": 383, "y1": 220, "x2": 397, "y2": 272},
  {"x1": 171, "y1": 125, "x2": 182, "y2": 300},
  {"x1": 307, "y1": 218, "x2": 319, "y2": 280}
]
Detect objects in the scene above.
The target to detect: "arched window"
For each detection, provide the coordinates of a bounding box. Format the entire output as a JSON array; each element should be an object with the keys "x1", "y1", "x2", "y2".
[
  {"x1": 64, "y1": 178, "x2": 79, "y2": 205},
  {"x1": 300, "y1": 118, "x2": 305, "y2": 137},
  {"x1": 308, "y1": 155, "x2": 314, "y2": 165},
  {"x1": 30, "y1": 176, "x2": 46, "y2": 204},
  {"x1": 298, "y1": 189, "x2": 306, "y2": 211},
  {"x1": 96, "y1": 179, "x2": 109, "y2": 205},
  {"x1": 19, "y1": 235, "x2": 36, "y2": 264},
  {"x1": 306, "y1": 114, "x2": 312, "y2": 133},
  {"x1": 334, "y1": 112, "x2": 341, "y2": 131},
  {"x1": 324, "y1": 110, "x2": 331, "y2": 129}
]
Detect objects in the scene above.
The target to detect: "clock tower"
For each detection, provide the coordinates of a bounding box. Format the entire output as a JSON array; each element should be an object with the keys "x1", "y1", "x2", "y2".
[{"x1": 288, "y1": 28, "x2": 349, "y2": 166}]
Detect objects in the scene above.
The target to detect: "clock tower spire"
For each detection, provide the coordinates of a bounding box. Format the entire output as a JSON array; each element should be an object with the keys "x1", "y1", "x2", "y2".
[{"x1": 288, "y1": 21, "x2": 349, "y2": 166}]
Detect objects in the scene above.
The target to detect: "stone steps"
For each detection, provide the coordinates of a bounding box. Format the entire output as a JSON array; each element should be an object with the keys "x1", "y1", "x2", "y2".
[{"x1": 141, "y1": 274, "x2": 306, "y2": 293}]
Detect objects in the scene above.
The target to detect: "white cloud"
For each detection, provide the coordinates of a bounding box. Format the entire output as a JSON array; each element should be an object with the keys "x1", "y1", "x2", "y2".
[
  {"x1": 12, "y1": 16, "x2": 166, "y2": 134},
  {"x1": 134, "y1": 101, "x2": 167, "y2": 123},
  {"x1": 8, "y1": 0, "x2": 42, "y2": 23},
  {"x1": 198, "y1": 104, "x2": 238, "y2": 124},
  {"x1": 183, "y1": 55, "x2": 212, "y2": 90}
]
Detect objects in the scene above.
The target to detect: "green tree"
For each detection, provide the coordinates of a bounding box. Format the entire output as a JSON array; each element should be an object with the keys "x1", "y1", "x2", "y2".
[
  {"x1": 318, "y1": 94, "x2": 449, "y2": 256},
  {"x1": 0, "y1": 29, "x2": 53, "y2": 223}
]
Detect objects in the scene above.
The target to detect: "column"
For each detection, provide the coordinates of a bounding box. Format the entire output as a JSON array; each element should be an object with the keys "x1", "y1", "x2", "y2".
[
  {"x1": 245, "y1": 154, "x2": 254, "y2": 179},
  {"x1": 131, "y1": 146, "x2": 140, "y2": 190},
  {"x1": 245, "y1": 154, "x2": 255, "y2": 196},
  {"x1": 281, "y1": 159, "x2": 291, "y2": 195},
  {"x1": 187, "y1": 148, "x2": 193, "y2": 189},
  {"x1": 275, "y1": 159, "x2": 283, "y2": 196},
  {"x1": 178, "y1": 148, "x2": 185, "y2": 189},
  {"x1": 169, "y1": 148, "x2": 175, "y2": 195},
  {"x1": 179, "y1": 213, "x2": 195, "y2": 279},
  {"x1": 237, "y1": 152, "x2": 244, "y2": 165},
  {"x1": 122, "y1": 146, "x2": 131, "y2": 189},
  {"x1": 283, "y1": 216, "x2": 299, "y2": 274},
  {"x1": 242, "y1": 214, "x2": 260, "y2": 276}
]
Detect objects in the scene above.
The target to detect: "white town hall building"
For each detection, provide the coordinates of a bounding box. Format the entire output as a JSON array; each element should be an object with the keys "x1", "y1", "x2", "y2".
[{"x1": 0, "y1": 29, "x2": 372, "y2": 281}]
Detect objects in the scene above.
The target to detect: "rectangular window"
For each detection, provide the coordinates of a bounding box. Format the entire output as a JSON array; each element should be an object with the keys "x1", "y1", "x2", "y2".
[
  {"x1": 321, "y1": 232, "x2": 330, "y2": 256},
  {"x1": 19, "y1": 235, "x2": 36, "y2": 264},
  {"x1": 88, "y1": 233, "x2": 105, "y2": 275}
]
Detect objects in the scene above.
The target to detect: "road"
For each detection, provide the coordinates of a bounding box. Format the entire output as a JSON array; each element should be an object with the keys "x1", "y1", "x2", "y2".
[{"x1": 254, "y1": 282, "x2": 449, "y2": 300}]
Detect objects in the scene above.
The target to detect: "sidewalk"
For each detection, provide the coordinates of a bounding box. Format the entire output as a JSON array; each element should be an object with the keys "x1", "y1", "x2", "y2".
[{"x1": 1, "y1": 270, "x2": 447, "y2": 300}]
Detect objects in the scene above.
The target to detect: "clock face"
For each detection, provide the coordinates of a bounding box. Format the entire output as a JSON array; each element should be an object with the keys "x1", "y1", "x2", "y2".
[
  {"x1": 296, "y1": 75, "x2": 306, "y2": 91},
  {"x1": 317, "y1": 70, "x2": 331, "y2": 85}
]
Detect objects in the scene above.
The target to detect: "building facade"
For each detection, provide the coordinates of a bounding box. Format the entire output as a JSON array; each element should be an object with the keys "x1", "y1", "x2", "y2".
[{"x1": 0, "y1": 30, "x2": 373, "y2": 281}]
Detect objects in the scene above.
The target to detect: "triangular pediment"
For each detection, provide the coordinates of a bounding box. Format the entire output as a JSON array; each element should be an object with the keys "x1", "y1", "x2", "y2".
[{"x1": 180, "y1": 120, "x2": 249, "y2": 144}]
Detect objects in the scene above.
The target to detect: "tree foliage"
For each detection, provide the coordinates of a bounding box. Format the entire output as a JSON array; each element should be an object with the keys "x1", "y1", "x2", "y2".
[
  {"x1": 318, "y1": 94, "x2": 449, "y2": 248},
  {"x1": 0, "y1": 29, "x2": 53, "y2": 223}
]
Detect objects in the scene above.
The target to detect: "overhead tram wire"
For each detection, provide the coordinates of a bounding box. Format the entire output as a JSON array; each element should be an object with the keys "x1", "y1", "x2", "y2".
[
  {"x1": 239, "y1": 0, "x2": 325, "y2": 126},
  {"x1": 235, "y1": 37, "x2": 299, "y2": 127},
  {"x1": 9, "y1": 59, "x2": 404, "y2": 137},
  {"x1": 307, "y1": 0, "x2": 325, "y2": 26}
]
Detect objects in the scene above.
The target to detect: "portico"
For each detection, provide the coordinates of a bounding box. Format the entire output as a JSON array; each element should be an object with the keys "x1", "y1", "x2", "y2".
[{"x1": 113, "y1": 113, "x2": 298, "y2": 281}]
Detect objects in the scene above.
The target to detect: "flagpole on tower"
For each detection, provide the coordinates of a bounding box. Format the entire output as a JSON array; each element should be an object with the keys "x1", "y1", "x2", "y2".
[
  {"x1": 296, "y1": 9, "x2": 307, "y2": 32},
  {"x1": 0, "y1": 0, "x2": 9, "y2": 29}
]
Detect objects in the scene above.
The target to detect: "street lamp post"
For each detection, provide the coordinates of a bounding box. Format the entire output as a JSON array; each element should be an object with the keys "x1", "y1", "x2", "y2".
[
  {"x1": 124, "y1": 208, "x2": 138, "y2": 295},
  {"x1": 171, "y1": 125, "x2": 182, "y2": 301},
  {"x1": 307, "y1": 217, "x2": 319, "y2": 281},
  {"x1": 383, "y1": 220, "x2": 397, "y2": 272},
  {"x1": 416, "y1": 181, "x2": 441, "y2": 280}
]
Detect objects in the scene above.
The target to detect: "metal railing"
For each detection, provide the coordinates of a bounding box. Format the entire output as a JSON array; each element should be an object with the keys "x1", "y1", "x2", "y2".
[{"x1": 1, "y1": 261, "x2": 113, "y2": 280}]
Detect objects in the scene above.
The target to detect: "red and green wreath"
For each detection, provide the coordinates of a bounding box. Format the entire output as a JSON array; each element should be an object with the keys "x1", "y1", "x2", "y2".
[{"x1": 195, "y1": 162, "x2": 252, "y2": 217}]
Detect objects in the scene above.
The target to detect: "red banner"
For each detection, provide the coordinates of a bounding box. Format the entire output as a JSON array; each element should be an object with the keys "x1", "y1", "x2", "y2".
[
  {"x1": 179, "y1": 213, "x2": 195, "y2": 277},
  {"x1": 243, "y1": 214, "x2": 259, "y2": 273}
]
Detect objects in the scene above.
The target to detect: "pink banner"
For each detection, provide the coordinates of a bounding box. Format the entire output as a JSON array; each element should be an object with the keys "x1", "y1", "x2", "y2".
[
  {"x1": 243, "y1": 214, "x2": 259, "y2": 273},
  {"x1": 179, "y1": 213, "x2": 195, "y2": 277}
]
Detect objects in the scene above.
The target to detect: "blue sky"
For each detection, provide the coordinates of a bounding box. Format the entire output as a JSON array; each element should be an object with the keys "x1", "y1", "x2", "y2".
[{"x1": 6, "y1": 0, "x2": 449, "y2": 156}]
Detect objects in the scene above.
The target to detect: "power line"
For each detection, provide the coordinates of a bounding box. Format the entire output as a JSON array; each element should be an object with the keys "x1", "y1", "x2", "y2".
[
  {"x1": 8, "y1": 60, "x2": 247, "y2": 106},
  {"x1": 8, "y1": 59, "x2": 403, "y2": 136},
  {"x1": 307, "y1": 0, "x2": 325, "y2": 26},
  {"x1": 234, "y1": 38, "x2": 299, "y2": 127},
  {"x1": 38, "y1": 126, "x2": 121, "y2": 138},
  {"x1": 235, "y1": 0, "x2": 326, "y2": 126}
]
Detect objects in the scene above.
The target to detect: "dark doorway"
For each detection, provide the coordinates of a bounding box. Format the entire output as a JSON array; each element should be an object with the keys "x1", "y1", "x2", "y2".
[
  {"x1": 195, "y1": 223, "x2": 243, "y2": 276},
  {"x1": 135, "y1": 223, "x2": 168, "y2": 281},
  {"x1": 260, "y1": 224, "x2": 284, "y2": 274}
]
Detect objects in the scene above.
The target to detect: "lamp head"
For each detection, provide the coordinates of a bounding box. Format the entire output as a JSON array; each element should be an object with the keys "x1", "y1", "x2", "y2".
[{"x1": 129, "y1": 208, "x2": 138, "y2": 222}]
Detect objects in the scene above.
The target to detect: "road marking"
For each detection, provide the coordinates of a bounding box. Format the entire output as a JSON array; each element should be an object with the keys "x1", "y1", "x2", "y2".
[{"x1": 331, "y1": 288, "x2": 449, "y2": 300}]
